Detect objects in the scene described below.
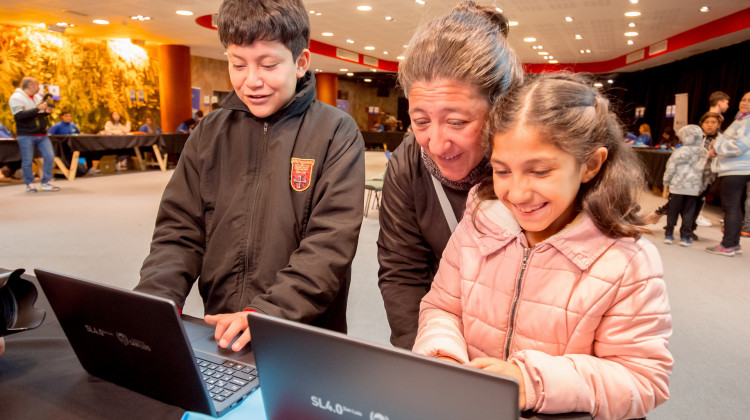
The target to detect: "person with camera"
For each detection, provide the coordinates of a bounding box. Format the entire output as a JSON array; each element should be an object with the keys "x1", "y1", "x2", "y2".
[{"x1": 8, "y1": 76, "x2": 60, "y2": 192}]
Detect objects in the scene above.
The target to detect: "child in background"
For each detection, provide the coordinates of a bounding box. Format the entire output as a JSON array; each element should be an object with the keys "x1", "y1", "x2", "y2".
[
  {"x1": 413, "y1": 74, "x2": 672, "y2": 419},
  {"x1": 662, "y1": 125, "x2": 708, "y2": 246}
]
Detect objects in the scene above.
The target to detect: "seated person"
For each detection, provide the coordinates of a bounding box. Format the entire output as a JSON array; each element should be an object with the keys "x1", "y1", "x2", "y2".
[
  {"x1": 135, "y1": 0, "x2": 364, "y2": 353},
  {"x1": 371, "y1": 121, "x2": 385, "y2": 132},
  {"x1": 47, "y1": 109, "x2": 81, "y2": 135},
  {"x1": 657, "y1": 126, "x2": 679, "y2": 150},
  {"x1": 634, "y1": 123, "x2": 652, "y2": 146},
  {"x1": 0, "y1": 123, "x2": 12, "y2": 138},
  {"x1": 138, "y1": 116, "x2": 162, "y2": 134},
  {"x1": 175, "y1": 118, "x2": 196, "y2": 134},
  {"x1": 101, "y1": 111, "x2": 131, "y2": 135}
]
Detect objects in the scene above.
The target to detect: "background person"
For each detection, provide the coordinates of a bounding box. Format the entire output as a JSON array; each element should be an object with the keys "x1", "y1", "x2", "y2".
[
  {"x1": 102, "y1": 111, "x2": 131, "y2": 135},
  {"x1": 138, "y1": 116, "x2": 161, "y2": 134},
  {"x1": 708, "y1": 91, "x2": 730, "y2": 125},
  {"x1": 135, "y1": 0, "x2": 364, "y2": 352},
  {"x1": 706, "y1": 91, "x2": 750, "y2": 256},
  {"x1": 47, "y1": 109, "x2": 81, "y2": 135},
  {"x1": 8, "y1": 76, "x2": 60, "y2": 192},
  {"x1": 413, "y1": 74, "x2": 672, "y2": 419},
  {"x1": 377, "y1": 1, "x2": 523, "y2": 349}
]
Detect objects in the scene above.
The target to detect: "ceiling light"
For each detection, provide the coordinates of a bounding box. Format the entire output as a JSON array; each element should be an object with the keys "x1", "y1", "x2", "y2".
[
  {"x1": 339, "y1": 69, "x2": 348, "y2": 72},
  {"x1": 496, "y1": 7, "x2": 503, "y2": 13},
  {"x1": 93, "y1": 19, "x2": 109, "y2": 25},
  {"x1": 383, "y1": 51, "x2": 388, "y2": 55},
  {"x1": 346, "y1": 39, "x2": 354, "y2": 44},
  {"x1": 565, "y1": 16, "x2": 573, "y2": 22},
  {"x1": 371, "y1": 69, "x2": 377, "y2": 72},
  {"x1": 629, "y1": 22, "x2": 636, "y2": 27},
  {"x1": 532, "y1": 46, "x2": 538, "y2": 50},
  {"x1": 630, "y1": 0, "x2": 639, "y2": 3},
  {"x1": 316, "y1": 12, "x2": 322, "y2": 16},
  {"x1": 543, "y1": 56, "x2": 548, "y2": 59},
  {"x1": 385, "y1": 16, "x2": 393, "y2": 21},
  {"x1": 537, "y1": 45, "x2": 543, "y2": 49},
  {"x1": 580, "y1": 49, "x2": 585, "y2": 53},
  {"x1": 176, "y1": 10, "x2": 193, "y2": 16},
  {"x1": 625, "y1": 31, "x2": 639, "y2": 37},
  {"x1": 549, "y1": 60, "x2": 558, "y2": 64},
  {"x1": 594, "y1": 83, "x2": 603, "y2": 87},
  {"x1": 309, "y1": 10, "x2": 315, "y2": 14},
  {"x1": 322, "y1": 32, "x2": 333, "y2": 36},
  {"x1": 548, "y1": 56, "x2": 553, "y2": 59},
  {"x1": 356, "y1": 6, "x2": 372, "y2": 11},
  {"x1": 364, "y1": 46, "x2": 375, "y2": 50},
  {"x1": 415, "y1": 0, "x2": 425, "y2": 4},
  {"x1": 403, "y1": 45, "x2": 408, "y2": 48},
  {"x1": 607, "y1": 79, "x2": 614, "y2": 84},
  {"x1": 347, "y1": 73, "x2": 354, "y2": 76},
  {"x1": 364, "y1": 78, "x2": 372, "y2": 82},
  {"x1": 628, "y1": 40, "x2": 634, "y2": 45},
  {"x1": 537, "y1": 51, "x2": 549, "y2": 55},
  {"x1": 575, "y1": 34, "x2": 582, "y2": 40},
  {"x1": 509, "y1": 21, "x2": 518, "y2": 26},
  {"x1": 700, "y1": 6, "x2": 709, "y2": 12},
  {"x1": 586, "y1": 49, "x2": 591, "y2": 53},
  {"x1": 624, "y1": 11, "x2": 641, "y2": 17},
  {"x1": 397, "y1": 56, "x2": 404, "y2": 60},
  {"x1": 523, "y1": 37, "x2": 536, "y2": 42},
  {"x1": 131, "y1": 15, "x2": 151, "y2": 21}
]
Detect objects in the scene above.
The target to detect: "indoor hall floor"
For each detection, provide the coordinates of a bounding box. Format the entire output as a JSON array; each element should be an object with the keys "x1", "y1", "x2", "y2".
[{"x1": 1, "y1": 151, "x2": 748, "y2": 419}]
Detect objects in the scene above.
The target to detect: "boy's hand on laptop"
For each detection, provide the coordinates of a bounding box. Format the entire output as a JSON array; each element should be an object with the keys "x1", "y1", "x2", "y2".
[
  {"x1": 204, "y1": 312, "x2": 251, "y2": 351},
  {"x1": 466, "y1": 357, "x2": 526, "y2": 409}
]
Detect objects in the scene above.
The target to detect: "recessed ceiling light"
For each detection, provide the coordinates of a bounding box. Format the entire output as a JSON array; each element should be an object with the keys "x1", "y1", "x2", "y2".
[
  {"x1": 131, "y1": 15, "x2": 151, "y2": 21},
  {"x1": 575, "y1": 34, "x2": 582, "y2": 40},
  {"x1": 607, "y1": 79, "x2": 614, "y2": 84},
  {"x1": 383, "y1": 51, "x2": 388, "y2": 54},
  {"x1": 537, "y1": 51, "x2": 549, "y2": 55},
  {"x1": 548, "y1": 56, "x2": 554, "y2": 60},
  {"x1": 415, "y1": 0, "x2": 425, "y2": 4},
  {"x1": 627, "y1": 40, "x2": 634, "y2": 45},
  {"x1": 625, "y1": 11, "x2": 641, "y2": 17},
  {"x1": 322, "y1": 32, "x2": 333, "y2": 36},
  {"x1": 580, "y1": 49, "x2": 585, "y2": 53},
  {"x1": 629, "y1": 22, "x2": 636, "y2": 28},
  {"x1": 700, "y1": 6, "x2": 709, "y2": 12},
  {"x1": 523, "y1": 37, "x2": 536, "y2": 42},
  {"x1": 397, "y1": 56, "x2": 404, "y2": 60},
  {"x1": 496, "y1": 7, "x2": 503, "y2": 13},
  {"x1": 630, "y1": 0, "x2": 639, "y2": 3},
  {"x1": 309, "y1": 10, "x2": 315, "y2": 14},
  {"x1": 585, "y1": 49, "x2": 591, "y2": 53},
  {"x1": 594, "y1": 82, "x2": 603, "y2": 87},
  {"x1": 385, "y1": 16, "x2": 393, "y2": 21},
  {"x1": 537, "y1": 45, "x2": 543, "y2": 49},
  {"x1": 543, "y1": 56, "x2": 549, "y2": 59},
  {"x1": 509, "y1": 21, "x2": 518, "y2": 26},
  {"x1": 364, "y1": 46, "x2": 375, "y2": 50},
  {"x1": 549, "y1": 60, "x2": 558, "y2": 64},
  {"x1": 625, "y1": 31, "x2": 639, "y2": 37},
  {"x1": 565, "y1": 16, "x2": 573, "y2": 22},
  {"x1": 176, "y1": 10, "x2": 193, "y2": 16},
  {"x1": 316, "y1": 12, "x2": 321, "y2": 16},
  {"x1": 340, "y1": 68, "x2": 348, "y2": 72},
  {"x1": 93, "y1": 19, "x2": 109, "y2": 25},
  {"x1": 532, "y1": 46, "x2": 538, "y2": 50},
  {"x1": 403, "y1": 45, "x2": 408, "y2": 48},
  {"x1": 364, "y1": 78, "x2": 372, "y2": 82},
  {"x1": 356, "y1": 6, "x2": 372, "y2": 11},
  {"x1": 346, "y1": 39, "x2": 354, "y2": 44},
  {"x1": 371, "y1": 69, "x2": 377, "y2": 72},
  {"x1": 347, "y1": 72, "x2": 354, "y2": 76}
]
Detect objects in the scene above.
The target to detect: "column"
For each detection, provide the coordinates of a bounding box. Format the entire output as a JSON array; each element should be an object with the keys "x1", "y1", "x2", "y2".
[
  {"x1": 315, "y1": 73, "x2": 338, "y2": 107},
  {"x1": 158, "y1": 45, "x2": 192, "y2": 133}
]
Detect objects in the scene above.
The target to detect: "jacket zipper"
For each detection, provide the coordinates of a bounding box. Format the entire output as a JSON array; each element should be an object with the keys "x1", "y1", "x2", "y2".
[
  {"x1": 239, "y1": 121, "x2": 269, "y2": 310},
  {"x1": 504, "y1": 247, "x2": 531, "y2": 360}
]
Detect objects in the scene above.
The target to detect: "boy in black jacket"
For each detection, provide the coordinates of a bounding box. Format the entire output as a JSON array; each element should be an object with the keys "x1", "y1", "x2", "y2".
[{"x1": 136, "y1": 0, "x2": 364, "y2": 352}]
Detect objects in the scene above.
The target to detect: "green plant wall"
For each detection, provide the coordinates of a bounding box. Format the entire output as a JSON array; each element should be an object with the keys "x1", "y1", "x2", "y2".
[{"x1": 0, "y1": 25, "x2": 160, "y2": 135}]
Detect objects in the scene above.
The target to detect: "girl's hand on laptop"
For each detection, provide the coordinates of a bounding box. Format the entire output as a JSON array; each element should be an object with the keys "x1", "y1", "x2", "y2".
[
  {"x1": 466, "y1": 357, "x2": 526, "y2": 409},
  {"x1": 205, "y1": 312, "x2": 252, "y2": 352}
]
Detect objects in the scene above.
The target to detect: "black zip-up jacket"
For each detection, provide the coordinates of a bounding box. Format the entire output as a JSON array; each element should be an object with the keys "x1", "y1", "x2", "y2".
[
  {"x1": 136, "y1": 72, "x2": 364, "y2": 332},
  {"x1": 377, "y1": 135, "x2": 476, "y2": 348}
]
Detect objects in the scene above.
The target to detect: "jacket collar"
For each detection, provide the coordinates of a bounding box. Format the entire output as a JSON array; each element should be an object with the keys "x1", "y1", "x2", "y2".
[
  {"x1": 220, "y1": 70, "x2": 317, "y2": 123},
  {"x1": 470, "y1": 198, "x2": 618, "y2": 271}
]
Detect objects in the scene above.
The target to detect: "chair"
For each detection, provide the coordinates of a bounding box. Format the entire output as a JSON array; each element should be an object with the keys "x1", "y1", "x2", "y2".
[{"x1": 364, "y1": 175, "x2": 384, "y2": 217}]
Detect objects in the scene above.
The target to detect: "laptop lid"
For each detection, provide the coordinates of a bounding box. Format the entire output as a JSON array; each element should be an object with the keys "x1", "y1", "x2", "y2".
[
  {"x1": 248, "y1": 312, "x2": 520, "y2": 420},
  {"x1": 34, "y1": 268, "x2": 256, "y2": 417}
]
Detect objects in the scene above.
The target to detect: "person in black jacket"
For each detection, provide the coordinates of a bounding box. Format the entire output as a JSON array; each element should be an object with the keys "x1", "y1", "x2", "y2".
[
  {"x1": 135, "y1": 0, "x2": 364, "y2": 352},
  {"x1": 8, "y1": 77, "x2": 60, "y2": 192},
  {"x1": 377, "y1": 1, "x2": 523, "y2": 349}
]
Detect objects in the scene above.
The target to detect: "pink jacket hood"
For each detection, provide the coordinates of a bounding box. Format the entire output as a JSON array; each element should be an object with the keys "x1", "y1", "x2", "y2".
[{"x1": 414, "y1": 195, "x2": 673, "y2": 419}]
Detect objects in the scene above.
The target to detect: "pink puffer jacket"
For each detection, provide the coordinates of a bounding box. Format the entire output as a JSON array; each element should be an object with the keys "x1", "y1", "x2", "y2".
[{"x1": 413, "y1": 197, "x2": 672, "y2": 420}]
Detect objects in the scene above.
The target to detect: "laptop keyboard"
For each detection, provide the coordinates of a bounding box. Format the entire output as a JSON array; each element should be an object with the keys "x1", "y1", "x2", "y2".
[{"x1": 196, "y1": 357, "x2": 258, "y2": 403}]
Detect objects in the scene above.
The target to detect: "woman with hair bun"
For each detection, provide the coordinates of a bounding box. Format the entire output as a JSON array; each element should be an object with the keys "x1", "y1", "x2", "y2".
[{"x1": 377, "y1": 1, "x2": 523, "y2": 349}]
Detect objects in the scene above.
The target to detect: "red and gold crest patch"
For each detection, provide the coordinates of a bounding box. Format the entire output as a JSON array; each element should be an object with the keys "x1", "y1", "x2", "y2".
[{"x1": 290, "y1": 158, "x2": 315, "y2": 192}]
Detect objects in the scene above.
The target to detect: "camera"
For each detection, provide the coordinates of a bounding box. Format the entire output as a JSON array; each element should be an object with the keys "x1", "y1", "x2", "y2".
[
  {"x1": 0, "y1": 268, "x2": 46, "y2": 337},
  {"x1": 42, "y1": 93, "x2": 55, "y2": 109}
]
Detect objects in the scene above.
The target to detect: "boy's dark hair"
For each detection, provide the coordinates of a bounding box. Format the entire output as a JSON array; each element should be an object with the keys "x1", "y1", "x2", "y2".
[
  {"x1": 699, "y1": 111, "x2": 721, "y2": 125},
  {"x1": 476, "y1": 73, "x2": 648, "y2": 239},
  {"x1": 708, "y1": 91, "x2": 729, "y2": 107},
  {"x1": 60, "y1": 109, "x2": 72, "y2": 116},
  {"x1": 218, "y1": 0, "x2": 310, "y2": 59}
]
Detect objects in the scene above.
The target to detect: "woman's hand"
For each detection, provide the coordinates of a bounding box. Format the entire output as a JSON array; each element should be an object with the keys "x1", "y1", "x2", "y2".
[
  {"x1": 662, "y1": 186, "x2": 669, "y2": 198},
  {"x1": 204, "y1": 311, "x2": 252, "y2": 351},
  {"x1": 466, "y1": 357, "x2": 526, "y2": 409}
]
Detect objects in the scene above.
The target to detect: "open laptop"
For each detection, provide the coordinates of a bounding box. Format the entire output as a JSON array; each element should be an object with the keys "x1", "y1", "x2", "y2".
[
  {"x1": 34, "y1": 268, "x2": 259, "y2": 417},
  {"x1": 248, "y1": 312, "x2": 520, "y2": 420}
]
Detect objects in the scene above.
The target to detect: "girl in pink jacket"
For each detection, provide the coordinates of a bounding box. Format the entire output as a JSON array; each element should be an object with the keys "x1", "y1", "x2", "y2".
[{"x1": 413, "y1": 73, "x2": 673, "y2": 419}]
